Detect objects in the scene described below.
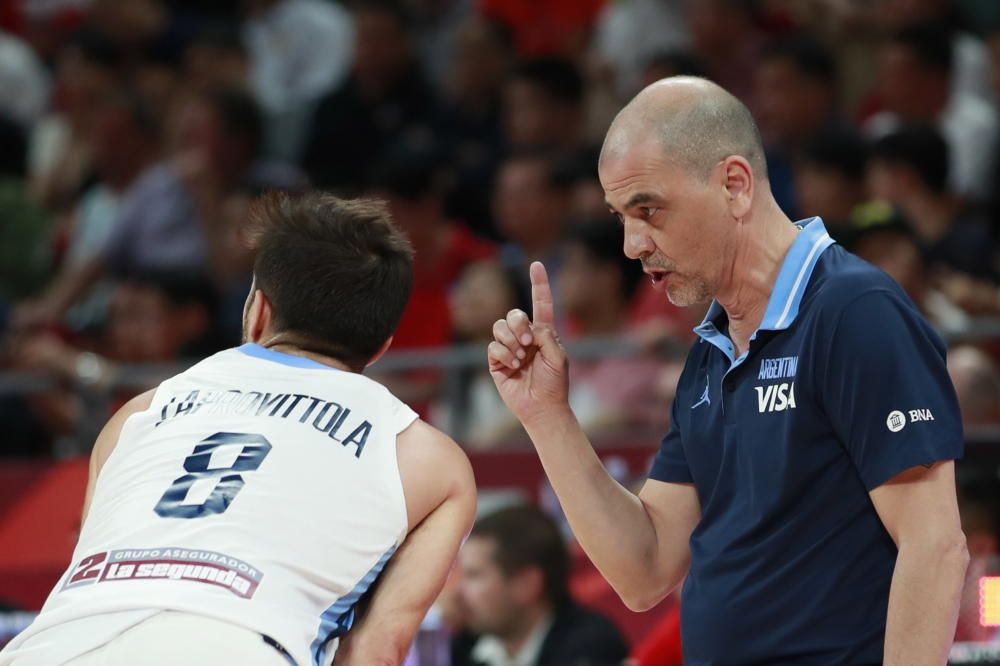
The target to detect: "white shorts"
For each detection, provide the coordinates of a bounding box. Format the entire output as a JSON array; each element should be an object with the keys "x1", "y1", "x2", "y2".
[{"x1": 9, "y1": 611, "x2": 292, "y2": 666}]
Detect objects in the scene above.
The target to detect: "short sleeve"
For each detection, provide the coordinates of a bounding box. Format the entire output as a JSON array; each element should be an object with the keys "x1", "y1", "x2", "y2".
[
  {"x1": 648, "y1": 397, "x2": 693, "y2": 483},
  {"x1": 822, "y1": 289, "x2": 964, "y2": 490}
]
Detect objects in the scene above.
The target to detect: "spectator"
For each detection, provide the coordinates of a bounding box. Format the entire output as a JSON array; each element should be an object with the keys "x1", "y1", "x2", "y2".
[
  {"x1": 243, "y1": 0, "x2": 354, "y2": 161},
  {"x1": 877, "y1": 0, "x2": 994, "y2": 104},
  {"x1": 867, "y1": 125, "x2": 995, "y2": 280},
  {"x1": 435, "y1": 260, "x2": 526, "y2": 447},
  {"x1": 639, "y1": 50, "x2": 706, "y2": 90},
  {"x1": 560, "y1": 219, "x2": 668, "y2": 437},
  {"x1": 13, "y1": 86, "x2": 303, "y2": 331},
  {"x1": 492, "y1": 151, "x2": 573, "y2": 306},
  {"x1": 754, "y1": 34, "x2": 843, "y2": 216},
  {"x1": 302, "y1": 0, "x2": 438, "y2": 191},
  {"x1": 503, "y1": 57, "x2": 585, "y2": 152},
  {"x1": 28, "y1": 27, "x2": 123, "y2": 212},
  {"x1": 452, "y1": 505, "x2": 629, "y2": 666},
  {"x1": 687, "y1": 0, "x2": 763, "y2": 104},
  {"x1": 8, "y1": 271, "x2": 220, "y2": 442},
  {"x1": 370, "y1": 142, "x2": 496, "y2": 352},
  {"x1": 183, "y1": 20, "x2": 247, "y2": 96},
  {"x1": 408, "y1": 0, "x2": 474, "y2": 92},
  {"x1": 865, "y1": 22, "x2": 998, "y2": 201},
  {"x1": 62, "y1": 90, "x2": 162, "y2": 332},
  {"x1": 793, "y1": 128, "x2": 868, "y2": 239},
  {"x1": 755, "y1": 35, "x2": 842, "y2": 150},
  {"x1": 0, "y1": 29, "x2": 50, "y2": 130},
  {"x1": 592, "y1": 0, "x2": 689, "y2": 98},
  {"x1": 440, "y1": 16, "x2": 513, "y2": 237},
  {"x1": 480, "y1": 0, "x2": 604, "y2": 58},
  {"x1": 847, "y1": 202, "x2": 970, "y2": 335},
  {"x1": 948, "y1": 346, "x2": 1000, "y2": 429}
]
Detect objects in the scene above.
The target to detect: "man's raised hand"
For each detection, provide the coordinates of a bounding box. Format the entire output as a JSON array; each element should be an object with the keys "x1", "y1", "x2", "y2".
[{"x1": 487, "y1": 262, "x2": 570, "y2": 425}]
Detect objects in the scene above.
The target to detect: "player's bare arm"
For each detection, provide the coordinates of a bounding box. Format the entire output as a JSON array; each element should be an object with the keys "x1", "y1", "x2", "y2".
[
  {"x1": 870, "y1": 461, "x2": 968, "y2": 666},
  {"x1": 82, "y1": 389, "x2": 156, "y2": 522},
  {"x1": 334, "y1": 419, "x2": 476, "y2": 665},
  {"x1": 488, "y1": 261, "x2": 700, "y2": 611}
]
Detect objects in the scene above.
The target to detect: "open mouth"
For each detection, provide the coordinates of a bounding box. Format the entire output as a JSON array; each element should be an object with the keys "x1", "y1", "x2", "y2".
[{"x1": 648, "y1": 270, "x2": 669, "y2": 285}]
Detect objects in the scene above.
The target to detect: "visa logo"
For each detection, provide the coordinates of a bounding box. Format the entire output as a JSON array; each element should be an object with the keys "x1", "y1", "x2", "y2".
[{"x1": 755, "y1": 382, "x2": 797, "y2": 413}]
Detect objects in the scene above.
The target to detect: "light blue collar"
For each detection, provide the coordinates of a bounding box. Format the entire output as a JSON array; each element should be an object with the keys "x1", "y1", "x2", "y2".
[
  {"x1": 237, "y1": 342, "x2": 341, "y2": 371},
  {"x1": 694, "y1": 217, "x2": 835, "y2": 365}
]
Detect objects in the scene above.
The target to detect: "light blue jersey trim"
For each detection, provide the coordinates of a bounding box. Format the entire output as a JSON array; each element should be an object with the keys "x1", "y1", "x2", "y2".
[
  {"x1": 237, "y1": 343, "x2": 341, "y2": 371},
  {"x1": 310, "y1": 545, "x2": 398, "y2": 666},
  {"x1": 693, "y1": 217, "x2": 834, "y2": 370}
]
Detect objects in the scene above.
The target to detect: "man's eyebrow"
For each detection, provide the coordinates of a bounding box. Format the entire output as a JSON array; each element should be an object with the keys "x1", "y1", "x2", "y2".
[
  {"x1": 624, "y1": 192, "x2": 659, "y2": 209},
  {"x1": 606, "y1": 192, "x2": 662, "y2": 213}
]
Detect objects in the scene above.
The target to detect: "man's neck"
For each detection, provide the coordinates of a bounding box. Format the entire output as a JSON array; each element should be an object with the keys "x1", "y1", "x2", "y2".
[
  {"x1": 714, "y1": 211, "x2": 800, "y2": 356},
  {"x1": 500, "y1": 603, "x2": 553, "y2": 660}
]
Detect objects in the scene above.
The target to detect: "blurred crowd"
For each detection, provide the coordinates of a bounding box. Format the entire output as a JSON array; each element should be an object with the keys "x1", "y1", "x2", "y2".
[{"x1": 1, "y1": 0, "x2": 1000, "y2": 457}]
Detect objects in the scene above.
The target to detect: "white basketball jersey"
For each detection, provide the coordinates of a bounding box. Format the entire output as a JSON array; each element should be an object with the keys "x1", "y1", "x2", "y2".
[{"x1": 0, "y1": 344, "x2": 417, "y2": 666}]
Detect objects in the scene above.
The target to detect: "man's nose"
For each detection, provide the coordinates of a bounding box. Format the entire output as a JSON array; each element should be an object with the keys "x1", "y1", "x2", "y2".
[{"x1": 623, "y1": 220, "x2": 654, "y2": 260}]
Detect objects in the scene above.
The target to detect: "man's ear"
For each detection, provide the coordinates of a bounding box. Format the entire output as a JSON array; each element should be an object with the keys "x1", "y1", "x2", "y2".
[
  {"x1": 365, "y1": 335, "x2": 394, "y2": 368},
  {"x1": 720, "y1": 155, "x2": 754, "y2": 220},
  {"x1": 245, "y1": 289, "x2": 273, "y2": 343}
]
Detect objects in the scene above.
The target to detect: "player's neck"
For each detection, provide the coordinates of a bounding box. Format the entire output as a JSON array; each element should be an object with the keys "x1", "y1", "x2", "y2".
[{"x1": 256, "y1": 335, "x2": 356, "y2": 373}]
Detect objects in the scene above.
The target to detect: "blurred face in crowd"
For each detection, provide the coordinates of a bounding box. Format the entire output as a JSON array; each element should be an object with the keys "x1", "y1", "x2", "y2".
[
  {"x1": 600, "y1": 137, "x2": 733, "y2": 308},
  {"x1": 688, "y1": 0, "x2": 750, "y2": 56},
  {"x1": 55, "y1": 46, "x2": 118, "y2": 117},
  {"x1": 866, "y1": 158, "x2": 910, "y2": 204},
  {"x1": 795, "y1": 164, "x2": 863, "y2": 225},
  {"x1": 458, "y1": 536, "x2": 531, "y2": 636},
  {"x1": 853, "y1": 231, "x2": 924, "y2": 299},
  {"x1": 450, "y1": 18, "x2": 511, "y2": 104},
  {"x1": 450, "y1": 262, "x2": 517, "y2": 342},
  {"x1": 493, "y1": 157, "x2": 567, "y2": 250},
  {"x1": 504, "y1": 79, "x2": 558, "y2": 147},
  {"x1": 877, "y1": 45, "x2": 942, "y2": 120},
  {"x1": 353, "y1": 7, "x2": 410, "y2": 91},
  {"x1": 878, "y1": 0, "x2": 947, "y2": 26},
  {"x1": 559, "y1": 243, "x2": 623, "y2": 321},
  {"x1": 107, "y1": 284, "x2": 206, "y2": 363},
  {"x1": 754, "y1": 58, "x2": 830, "y2": 144},
  {"x1": 92, "y1": 102, "x2": 151, "y2": 186},
  {"x1": 184, "y1": 42, "x2": 247, "y2": 93}
]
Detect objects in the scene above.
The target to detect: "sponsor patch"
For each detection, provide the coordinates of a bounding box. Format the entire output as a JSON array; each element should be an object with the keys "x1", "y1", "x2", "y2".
[{"x1": 63, "y1": 547, "x2": 262, "y2": 599}]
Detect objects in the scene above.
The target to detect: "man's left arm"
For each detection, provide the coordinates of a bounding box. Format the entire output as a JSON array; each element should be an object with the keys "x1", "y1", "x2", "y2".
[
  {"x1": 820, "y1": 287, "x2": 969, "y2": 665},
  {"x1": 870, "y1": 461, "x2": 968, "y2": 666}
]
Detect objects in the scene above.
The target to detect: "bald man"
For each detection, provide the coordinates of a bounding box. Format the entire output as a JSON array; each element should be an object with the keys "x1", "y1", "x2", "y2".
[{"x1": 488, "y1": 77, "x2": 967, "y2": 665}]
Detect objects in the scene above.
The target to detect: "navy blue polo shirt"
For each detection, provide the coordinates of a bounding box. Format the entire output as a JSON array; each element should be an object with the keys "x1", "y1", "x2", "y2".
[{"x1": 650, "y1": 218, "x2": 964, "y2": 665}]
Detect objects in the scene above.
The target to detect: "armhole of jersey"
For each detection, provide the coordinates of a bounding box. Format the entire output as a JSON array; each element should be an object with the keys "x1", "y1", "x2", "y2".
[
  {"x1": 93, "y1": 381, "x2": 169, "y2": 492},
  {"x1": 389, "y1": 397, "x2": 420, "y2": 542}
]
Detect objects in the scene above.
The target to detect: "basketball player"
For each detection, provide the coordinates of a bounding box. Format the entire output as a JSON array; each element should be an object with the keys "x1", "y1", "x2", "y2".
[{"x1": 0, "y1": 193, "x2": 477, "y2": 666}]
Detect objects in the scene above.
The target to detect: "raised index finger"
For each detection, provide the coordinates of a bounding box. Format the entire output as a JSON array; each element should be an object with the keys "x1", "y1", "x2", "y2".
[{"x1": 530, "y1": 261, "x2": 555, "y2": 328}]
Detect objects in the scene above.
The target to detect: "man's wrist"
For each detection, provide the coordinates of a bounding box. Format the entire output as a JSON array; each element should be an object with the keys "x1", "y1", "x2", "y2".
[{"x1": 523, "y1": 404, "x2": 578, "y2": 438}]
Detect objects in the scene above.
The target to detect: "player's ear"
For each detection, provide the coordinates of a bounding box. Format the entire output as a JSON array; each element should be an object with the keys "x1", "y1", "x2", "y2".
[
  {"x1": 245, "y1": 289, "x2": 272, "y2": 343},
  {"x1": 365, "y1": 335, "x2": 394, "y2": 368}
]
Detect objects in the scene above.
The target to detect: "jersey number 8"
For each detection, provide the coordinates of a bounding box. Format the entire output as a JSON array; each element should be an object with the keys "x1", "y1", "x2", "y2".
[{"x1": 154, "y1": 432, "x2": 272, "y2": 519}]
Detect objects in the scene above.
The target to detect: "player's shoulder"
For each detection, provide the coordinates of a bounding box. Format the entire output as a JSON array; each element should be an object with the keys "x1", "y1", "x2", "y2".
[
  {"x1": 396, "y1": 419, "x2": 476, "y2": 530},
  {"x1": 397, "y1": 419, "x2": 472, "y2": 478}
]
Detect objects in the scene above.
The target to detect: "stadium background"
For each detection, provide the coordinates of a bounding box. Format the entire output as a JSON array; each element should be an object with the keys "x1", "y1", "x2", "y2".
[{"x1": 0, "y1": 0, "x2": 998, "y2": 663}]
